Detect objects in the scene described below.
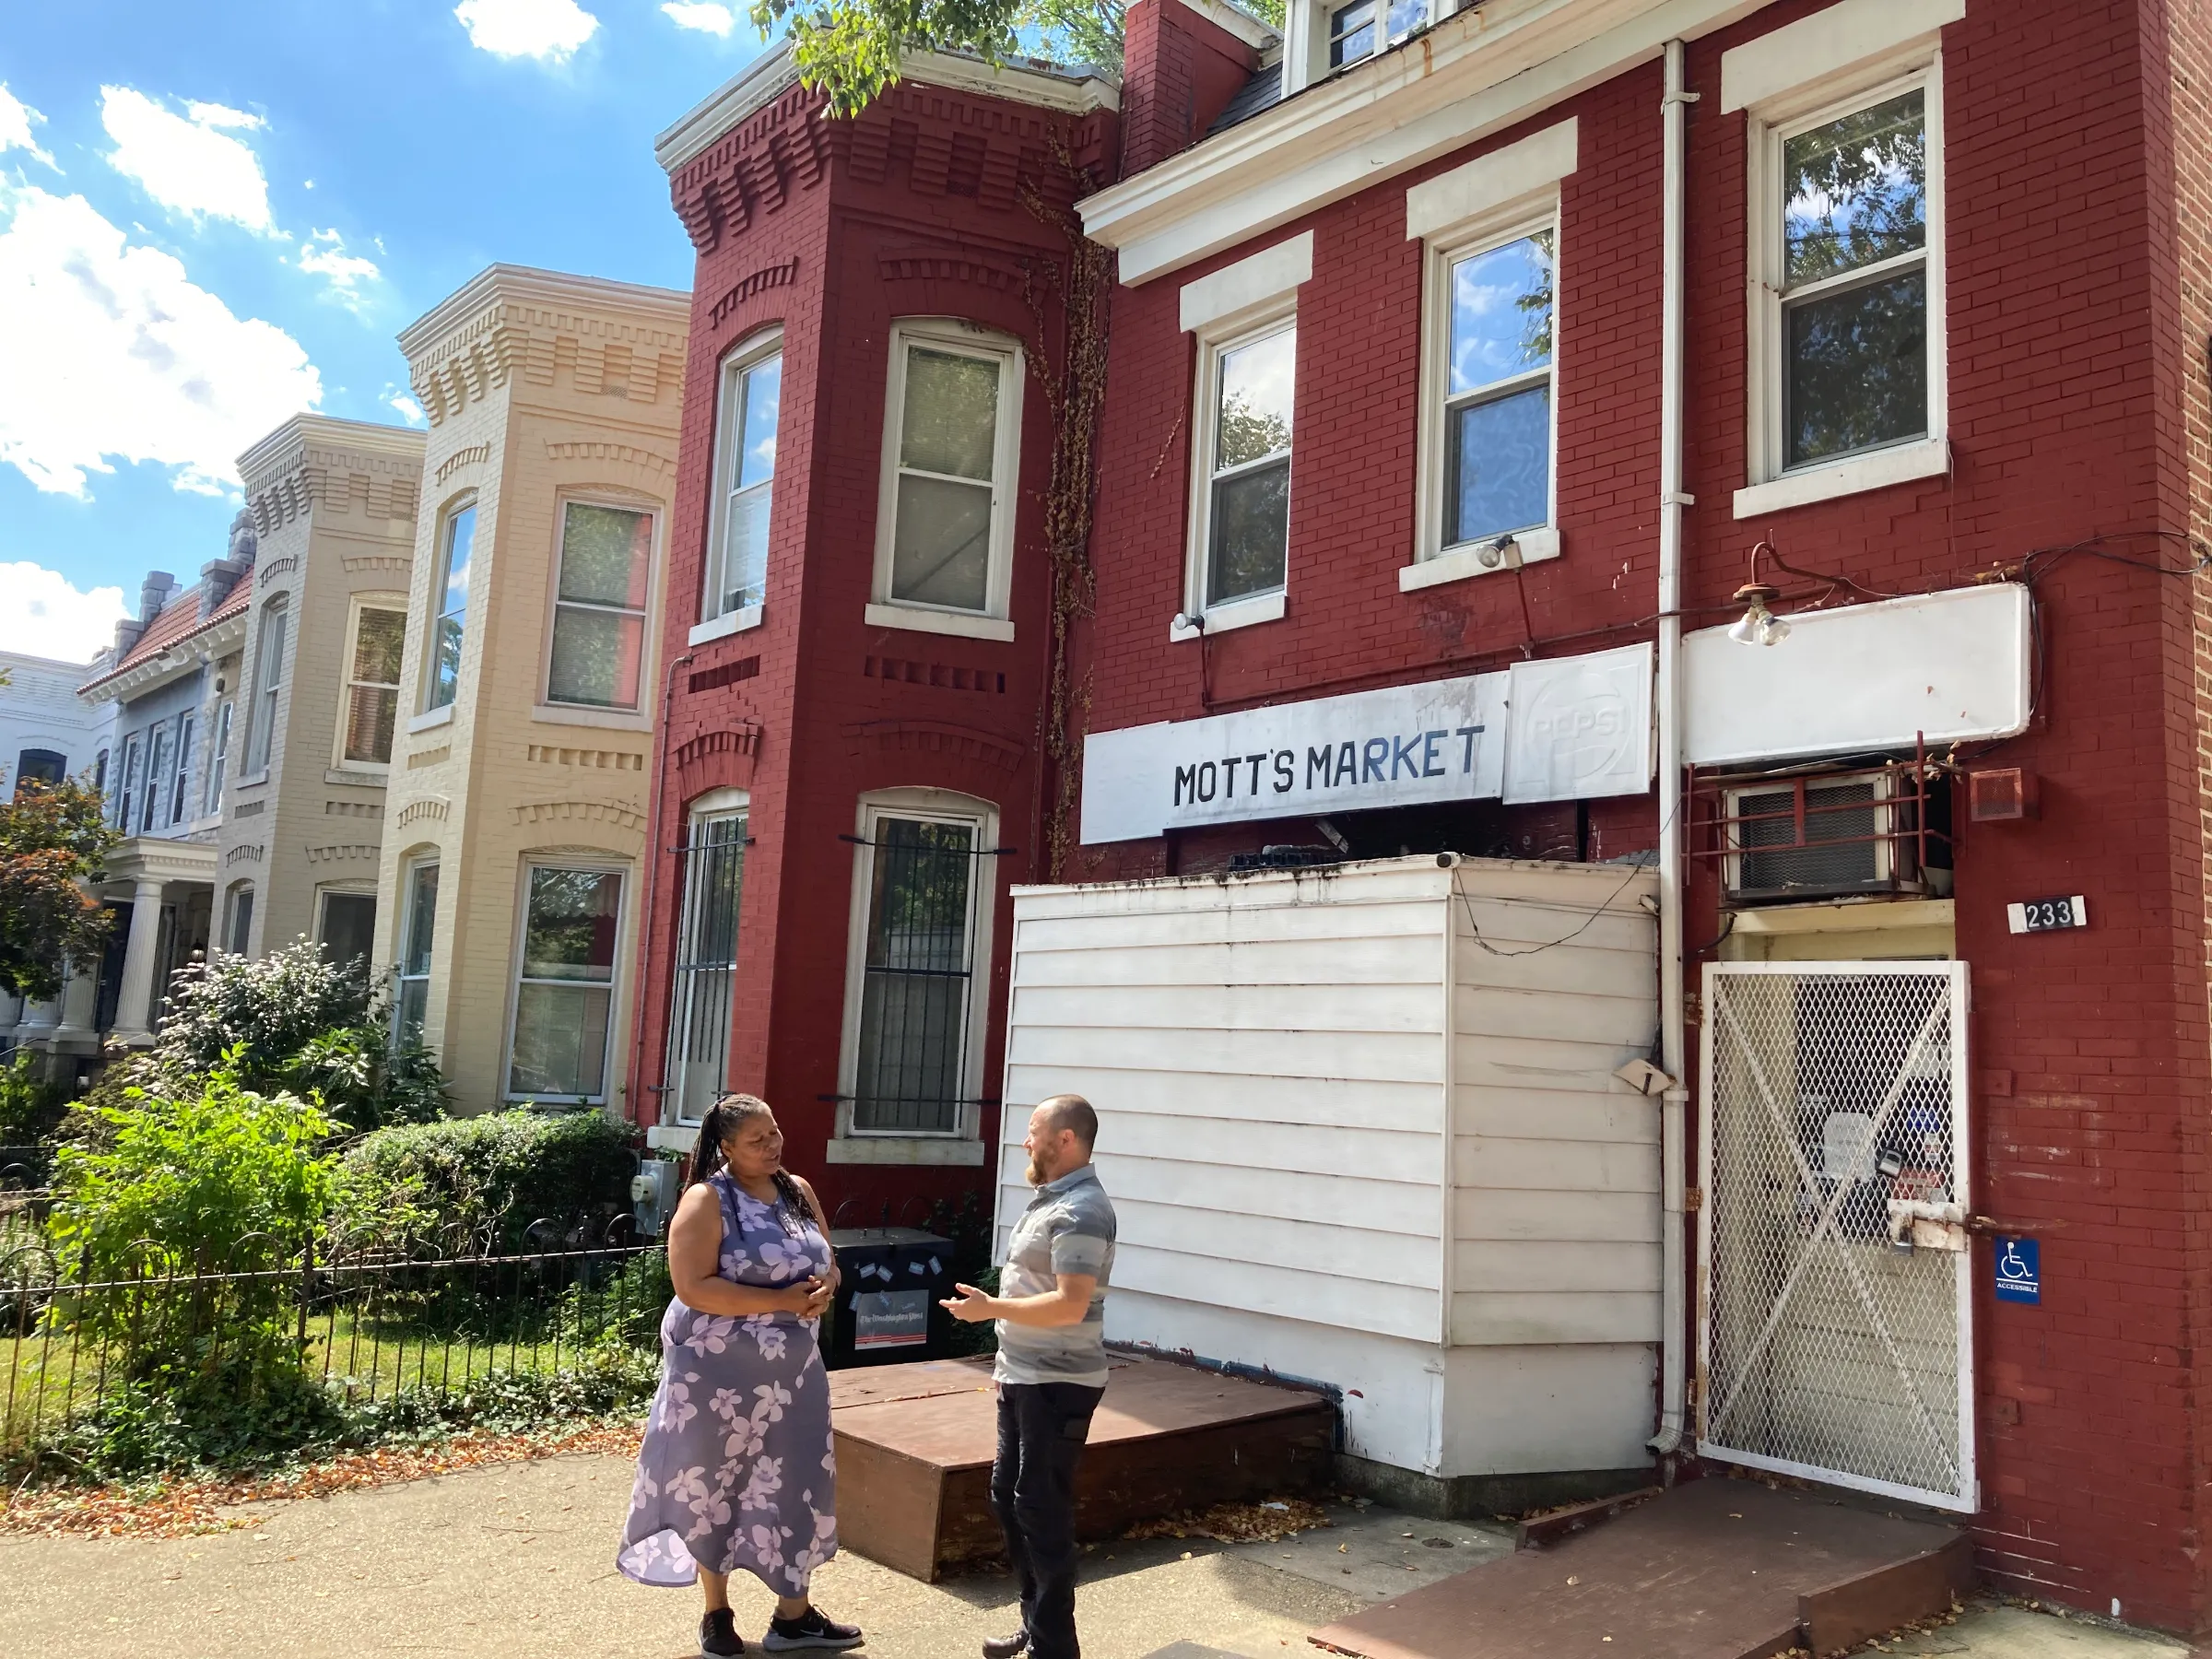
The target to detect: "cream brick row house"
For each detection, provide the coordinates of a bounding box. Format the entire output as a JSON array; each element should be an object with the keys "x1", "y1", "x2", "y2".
[{"x1": 371, "y1": 265, "x2": 689, "y2": 1117}]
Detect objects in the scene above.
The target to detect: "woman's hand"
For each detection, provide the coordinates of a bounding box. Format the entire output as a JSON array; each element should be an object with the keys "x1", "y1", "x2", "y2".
[{"x1": 782, "y1": 1277, "x2": 832, "y2": 1319}]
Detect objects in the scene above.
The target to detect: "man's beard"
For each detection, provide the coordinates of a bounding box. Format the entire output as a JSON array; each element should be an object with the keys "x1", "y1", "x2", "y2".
[{"x1": 1025, "y1": 1157, "x2": 1046, "y2": 1186}]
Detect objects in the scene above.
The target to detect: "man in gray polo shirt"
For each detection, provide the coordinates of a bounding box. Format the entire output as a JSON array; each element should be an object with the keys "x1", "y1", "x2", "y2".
[{"x1": 942, "y1": 1095, "x2": 1115, "y2": 1659}]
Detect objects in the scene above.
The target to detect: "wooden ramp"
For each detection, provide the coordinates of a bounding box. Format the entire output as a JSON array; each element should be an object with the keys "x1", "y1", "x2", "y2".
[
  {"x1": 828, "y1": 1355, "x2": 1335, "y2": 1583},
  {"x1": 1309, "y1": 1478, "x2": 1971, "y2": 1659}
]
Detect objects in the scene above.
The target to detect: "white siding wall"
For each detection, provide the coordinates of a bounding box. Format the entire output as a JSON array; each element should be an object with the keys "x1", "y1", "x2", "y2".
[{"x1": 1001, "y1": 854, "x2": 1663, "y2": 1479}]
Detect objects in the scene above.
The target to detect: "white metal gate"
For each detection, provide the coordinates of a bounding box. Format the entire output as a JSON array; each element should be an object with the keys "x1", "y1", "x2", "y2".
[{"x1": 1697, "y1": 961, "x2": 1975, "y2": 1511}]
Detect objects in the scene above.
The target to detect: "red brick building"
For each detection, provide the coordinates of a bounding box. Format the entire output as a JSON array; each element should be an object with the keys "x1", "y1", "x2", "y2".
[
  {"x1": 1043, "y1": 0, "x2": 2212, "y2": 1631},
  {"x1": 631, "y1": 50, "x2": 1117, "y2": 1216}
]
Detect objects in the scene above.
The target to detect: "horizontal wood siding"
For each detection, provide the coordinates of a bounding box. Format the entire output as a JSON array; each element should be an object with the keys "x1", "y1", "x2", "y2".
[
  {"x1": 1450, "y1": 864, "x2": 1662, "y2": 1347},
  {"x1": 1003, "y1": 863, "x2": 1450, "y2": 1344}
]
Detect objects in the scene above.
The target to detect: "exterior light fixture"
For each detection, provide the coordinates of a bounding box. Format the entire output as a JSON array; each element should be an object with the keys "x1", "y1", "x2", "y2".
[
  {"x1": 1173, "y1": 611, "x2": 1206, "y2": 633},
  {"x1": 1477, "y1": 534, "x2": 1524, "y2": 571},
  {"x1": 1727, "y1": 535, "x2": 1794, "y2": 646}
]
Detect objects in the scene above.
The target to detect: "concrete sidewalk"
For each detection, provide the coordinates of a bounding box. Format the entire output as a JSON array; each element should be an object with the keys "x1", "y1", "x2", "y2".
[{"x1": 0, "y1": 1452, "x2": 2194, "y2": 1659}]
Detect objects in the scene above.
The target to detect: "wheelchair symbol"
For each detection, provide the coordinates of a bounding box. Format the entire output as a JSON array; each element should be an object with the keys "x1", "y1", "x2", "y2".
[{"x1": 1998, "y1": 1242, "x2": 2034, "y2": 1282}]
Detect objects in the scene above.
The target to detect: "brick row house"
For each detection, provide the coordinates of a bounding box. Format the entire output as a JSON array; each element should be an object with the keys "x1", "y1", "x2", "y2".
[{"x1": 625, "y1": 0, "x2": 2212, "y2": 1632}]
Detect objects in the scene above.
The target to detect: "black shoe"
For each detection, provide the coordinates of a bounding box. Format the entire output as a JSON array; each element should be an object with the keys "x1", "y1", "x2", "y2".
[
  {"x1": 763, "y1": 1606, "x2": 865, "y2": 1652},
  {"x1": 700, "y1": 1607, "x2": 747, "y2": 1656},
  {"x1": 982, "y1": 1632, "x2": 1029, "y2": 1659}
]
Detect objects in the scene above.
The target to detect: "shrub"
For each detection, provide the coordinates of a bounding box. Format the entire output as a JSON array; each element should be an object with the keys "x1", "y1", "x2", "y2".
[
  {"x1": 0, "y1": 1050, "x2": 69, "y2": 1147},
  {"x1": 151, "y1": 940, "x2": 449, "y2": 1131},
  {"x1": 336, "y1": 1110, "x2": 637, "y2": 1253}
]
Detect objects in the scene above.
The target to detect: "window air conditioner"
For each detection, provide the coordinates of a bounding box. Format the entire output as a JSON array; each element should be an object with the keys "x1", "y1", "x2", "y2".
[{"x1": 1722, "y1": 771, "x2": 1924, "y2": 904}]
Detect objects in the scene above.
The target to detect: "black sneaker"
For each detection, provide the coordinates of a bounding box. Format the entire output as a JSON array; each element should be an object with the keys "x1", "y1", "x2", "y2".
[
  {"x1": 700, "y1": 1607, "x2": 747, "y2": 1656},
  {"x1": 982, "y1": 1632, "x2": 1029, "y2": 1659},
  {"x1": 762, "y1": 1606, "x2": 864, "y2": 1652}
]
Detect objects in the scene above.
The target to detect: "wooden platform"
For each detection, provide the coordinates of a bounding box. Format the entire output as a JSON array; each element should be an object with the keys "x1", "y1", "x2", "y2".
[
  {"x1": 827, "y1": 1354, "x2": 1335, "y2": 1582},
  {"x1": 1309, "y1": 1477, "x2": 1971, "y2": 1659}
]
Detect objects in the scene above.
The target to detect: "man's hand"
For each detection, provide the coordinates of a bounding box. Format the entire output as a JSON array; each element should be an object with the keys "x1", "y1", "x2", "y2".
[{"x1": 940, "y1": 1282, "x2": 1000, "y2": 1324}]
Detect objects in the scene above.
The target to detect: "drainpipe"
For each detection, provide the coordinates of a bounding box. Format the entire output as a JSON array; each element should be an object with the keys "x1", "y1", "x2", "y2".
[{"x1": 1650, "y1": 36, "x2": 1693, "y2": 1459}]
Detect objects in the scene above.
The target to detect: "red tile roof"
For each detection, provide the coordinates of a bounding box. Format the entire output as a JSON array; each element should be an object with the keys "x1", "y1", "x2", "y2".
[{"x1": 78, "y1": 578, "x2": 253, "y2": 694}]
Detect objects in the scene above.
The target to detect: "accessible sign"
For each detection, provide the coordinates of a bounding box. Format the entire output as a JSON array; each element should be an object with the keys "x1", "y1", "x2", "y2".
[{"x1": 1079, "y1": 643, "x2": 1652, "y2": 844}]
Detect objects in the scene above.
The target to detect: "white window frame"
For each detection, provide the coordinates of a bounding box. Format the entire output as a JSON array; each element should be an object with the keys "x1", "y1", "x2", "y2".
[
  {"x1": 115, "y1": 734, "x2": 141, "y2": 832},
  {"x1": 167, "y1": 710, "x2": 194, "y2": 828},
  {"x1": 1178, "y1": 308, "x2": 1298, "y2": 640},
  {"x1": 694, "y1": 329, "x2": 782, "y2": 643},
  {"x1": 1405, "y1": 205, "x2": 1564, "y2": 591},
  {"x1": 223, "y1": 880, "x2": 255, "y2": 958},
  {"x1": 1735, "y1": 54, "x2": 1948, "y2": 519},
  {"x1": 1284, "y1": 0, "x2": 1454, "y2": 91},
  {"x1": 334, "y1": 594, "x2": 408, "y2": 771},
  {"x1": 501, "y1": 858, "x2": 630, "y2": 1106},
  {"x1": 315, "y1": 885, "x2": 378, "y2": 970},
  {"x1": 865, "y1": 319, "x2": 1024, "y2": 644},
  {"x1": 421, "y1": 496, "x2": 477, "y2": 716},
  {"x1": 537, "y1": 492, "x2": 661, "y2": 724},
  {"x1": 241, "y1": 594, "x2": 288, "y2": 782},
  {"x1": 393, "y1": 855, "x2": 441, "y2": 1049},
  {"x1": 827, "y1": 787, "x2": 997, "y2": 1166},
  {"x1": 204, "y1": 699, "x2": 232, "y2": 818},
  {"x1": 665, "y1": 786, "x2": 749, "y2": 1126},
  {"x1": 142, "y1": 718, "x2": 173, "y2": 833}
]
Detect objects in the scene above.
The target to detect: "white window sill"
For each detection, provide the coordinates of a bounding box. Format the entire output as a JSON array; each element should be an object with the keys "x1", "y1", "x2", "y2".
[
  {"x1": 1399, "y1": 527, "x2": 1562, "y2": 593},
  {"x1": 233, "y1": 770, "x2": 270, "y2": 789},
  {"x1": 864, "y1": 603, "x2": 1015, "y2": 643},
  {"x1": 325, "y1": 766, "x2": 388, "y2": 787},
  {"x1": 1734, "y1": 437, "x2": 1950, "y2": 520},
  {"x1": 689, "y1": 606, "x2": 762, "y2": 647},
  {"x1": 823, "y1": 1135, "x2": 987, "y2": 1167},
  {"x1": 533, "y1": 702, "x2": 652, "y2": 732},
  {"x1": 646, "y1": 1124, "x2": 700, "y2": 1152},
  {"x1": 407, "y1": 705, "x2": 454, "y2": 735},
  {"x1": 1169, "y1": 589, "x2": 1285, "y2": 641}
]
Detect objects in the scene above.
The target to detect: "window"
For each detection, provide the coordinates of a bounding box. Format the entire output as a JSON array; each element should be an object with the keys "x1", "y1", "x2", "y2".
[
  {"x1": 394, "y1": 861, "x2": 440, "y2": 1046},
  {"x1": 168, "y1": 712, "x2": 194, "y2": 826},
  {"x1": 204, "y1": 700, "x2": 232, "y2": 817},
  {"x1": 1434, "y1": 225, "x2": 1556, "y2": 556},
  {"x1": 1738, "y1": 63, "x2": 1946, "y2": 514},
  {"x1": 143, "y1": 719, "x2": 173, "y2": 833},
  {"x1": 841, "y1": 798, "x2": 995, "y2": 1137},
  {"x1": 14, "y1": 748, "x2": 65, "y2": 794},
  {"x1": 547, "y1": 501, "x2": 653, "y2": 709},
  {"x1": 243, "y1": 597, "x2": 288, "y2": 776},
  {"x1": 1328, "y1": 0, "x2": 1425, "y2": 68},
  {"x1": 1190, "y1": 318, "x2": 1295, "y2": 617},
  {"x1": 705, "y1": 338, "x2": 781, "y2": 623},
  {"x1": 508, "y1": 865, "x2": 624, "y2": 1102},
  {"x1": 93, "y1": 747, "x2": 109, "y2": 795},
  {"x1": 318, "y1": 890, "x2": 376, "y2": 974},
  {"x1": 115, "y1": 735, "x2": 141, "y2": 832},
  {"x1": 223, "y1": 882, "x2": 254, "y2": 957},
  {"x1": 872, "y1": 322, "x2": 1023, "y2": 628},
  {"x1": 424, "y1": 502, "x2": 476, "y2": 712},
  {"x1": 340, "y1": 604, "x2": 407, "y2": 765},
  {"x1": 665, "y1": 792, "x2": 747, "y2": 1124}
]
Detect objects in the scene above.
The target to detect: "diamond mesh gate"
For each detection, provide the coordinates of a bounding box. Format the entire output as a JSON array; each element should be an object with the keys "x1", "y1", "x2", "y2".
[{"x1": 1697, "y1": 961, "x2": 1975, "y2": 1511}]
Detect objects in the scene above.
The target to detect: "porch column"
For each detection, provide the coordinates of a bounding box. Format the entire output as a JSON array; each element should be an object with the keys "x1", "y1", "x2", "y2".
[
  {"x1": 110, "y1": 878, "x2": 167, "y2": 1046},
  {"x1": 12, "y1": 991, "x2": 59, "y2": 1048},
  {"x1": 53, "y1": 959, "x2": 101, "y2": 1048}
]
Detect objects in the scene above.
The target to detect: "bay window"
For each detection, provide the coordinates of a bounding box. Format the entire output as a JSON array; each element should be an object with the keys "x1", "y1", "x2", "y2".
[
  {"x1": 168, "y1": 712, "x2": 194, "y2": 826},
  {"x1": 868, "y1": 322, "x2": 1022, "y2": 639},
  {"x1": 203, "y1": 700, "x2": 231, "y2": 818},
  {"x1": 547, "y1": 501, "x2": 653, "y2": 710},
  {"x1": 340, "y1": 602, "x2": 407, "y2": 766},
  {"x1": 508, "y1": 865, "x2": 624, "y2": 1102},
  {"x1": 394, "y1": 859, "x2": 439, "y2": 1047},
  {"x1": 143, "y1": 719, "x2": 173, "y2": 832},
  {"x1": 243, "y1": 596, "x2": 288, "y2": 777},
  {"x1": 424, "y1": 502, "x2": 476, "y2": 712},
  {"x1": 701, "y1": 336, "x2": 781, "y2": 632}
]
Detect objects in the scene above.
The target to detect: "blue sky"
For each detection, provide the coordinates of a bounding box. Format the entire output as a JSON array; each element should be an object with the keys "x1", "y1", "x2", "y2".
[{"x1": 0, "y1": 0, "x2": 764, "y2": 664}]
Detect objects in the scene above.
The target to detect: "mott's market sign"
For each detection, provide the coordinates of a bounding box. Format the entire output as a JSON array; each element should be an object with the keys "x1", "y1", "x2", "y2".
[{"x1": 1080, "y1": 644, "x2": 1653, "y2": 843}]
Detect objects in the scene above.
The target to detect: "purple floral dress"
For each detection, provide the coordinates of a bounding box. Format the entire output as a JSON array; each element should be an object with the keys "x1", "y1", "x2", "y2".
[{"x1": 618, "y1": 1173, "x2": 839, "y2": 1594}]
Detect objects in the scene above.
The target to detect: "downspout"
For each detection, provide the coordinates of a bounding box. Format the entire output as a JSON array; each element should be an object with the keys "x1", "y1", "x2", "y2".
[
  {"x1": 1650, "y1": 36, "x2": 1693, "y2": 1459},
  {"x1": 629, "y1": 649, "x2": 695, "y2": 1130}
]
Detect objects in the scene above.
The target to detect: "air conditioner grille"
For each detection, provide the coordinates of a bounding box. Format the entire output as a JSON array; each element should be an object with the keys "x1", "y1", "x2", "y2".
[{"x1": 1734, "y1": 780, "x2": 1882, "y2": 895}]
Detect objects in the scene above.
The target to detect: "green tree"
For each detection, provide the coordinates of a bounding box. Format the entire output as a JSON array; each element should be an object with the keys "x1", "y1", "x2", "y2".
[
  {"x1": 755, "y1": 0, "x2": 1281, "y2": 117},
  {"x1": 0, "y1": 770, "x2": 118, "y2": 1003}
]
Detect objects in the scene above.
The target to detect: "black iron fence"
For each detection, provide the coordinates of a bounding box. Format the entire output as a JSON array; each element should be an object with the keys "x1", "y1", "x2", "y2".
[{"x1": 2, "y1": 1220, "x2": 666, "y2": 1464}]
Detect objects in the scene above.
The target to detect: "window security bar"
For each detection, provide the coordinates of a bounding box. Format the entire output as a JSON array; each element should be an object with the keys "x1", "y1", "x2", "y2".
[{"x1": 839, "y1": 833, "x2": 1018, "y2": 855}]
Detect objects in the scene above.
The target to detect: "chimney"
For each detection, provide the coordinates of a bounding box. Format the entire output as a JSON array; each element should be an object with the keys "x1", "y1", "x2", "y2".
[
  {"x1": 1121, "y1": 0, "x2": 1271, "y2": 176},
  {"x1": 137, "y1": 571, "x2": 176, "y2": 623},
  {"x1": 200, "y1": 511, "x2": 258, "y2": 617}
]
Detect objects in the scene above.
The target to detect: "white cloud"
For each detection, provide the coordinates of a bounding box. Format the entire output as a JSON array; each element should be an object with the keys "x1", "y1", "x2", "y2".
[
  {"x1": 387, "y1": 391, "x2": 426, "y2": 426},
  {"x1": 0, "y1": 563, "x2": 129, "y2": 664},
  {"x1": 0, "y1": 182, "x2": 323, "y2": 498},
  {"x1": 100, "y1": 87, "x2": 274, "y2": 233},
  {"x1": 297, "y1": 226, "x2": 381, "y2": 312},
  {"x1": 0, "y1": 83, "x2": 57, "y2": 170},
  {"x1": 662, "y1": 3, "x2": 735, "y2": 35},
  {"x1": 454, "y1": 0, "x2": 600, "y2": 60}
]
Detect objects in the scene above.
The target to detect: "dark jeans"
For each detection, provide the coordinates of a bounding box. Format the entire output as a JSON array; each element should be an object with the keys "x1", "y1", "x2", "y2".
[{"x1": 991, "y1": 1381, "x2": 1104, "y2": 1659}]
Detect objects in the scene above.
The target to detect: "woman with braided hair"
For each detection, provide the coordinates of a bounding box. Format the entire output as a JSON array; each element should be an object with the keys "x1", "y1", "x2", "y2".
[{"x1": 618, "y1": 1094, "x2": 863, "y2": 1654}]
